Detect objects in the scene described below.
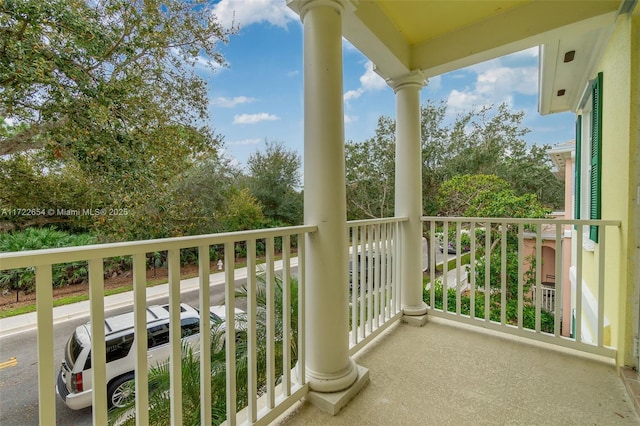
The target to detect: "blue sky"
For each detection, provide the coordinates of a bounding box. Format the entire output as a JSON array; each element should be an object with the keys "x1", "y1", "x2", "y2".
[{"x1": 206, "y1": 0, "x2": 575, "y2": 167}]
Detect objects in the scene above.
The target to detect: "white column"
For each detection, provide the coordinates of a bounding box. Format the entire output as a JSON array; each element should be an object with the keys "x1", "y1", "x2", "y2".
[
  {"x1": 299, "y1": 0, "x2": 357, "y2": 392},
  {"x1": 390, "y1": 71, "x2": 429, "y2": 318}
]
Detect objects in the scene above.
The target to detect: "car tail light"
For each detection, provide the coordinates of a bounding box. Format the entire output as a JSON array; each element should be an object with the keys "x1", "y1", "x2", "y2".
[{"x1": 71, "y1": 372, "x2": 83, "y2": 392}]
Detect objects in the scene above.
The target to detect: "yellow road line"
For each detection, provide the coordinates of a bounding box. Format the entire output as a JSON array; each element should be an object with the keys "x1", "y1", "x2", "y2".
[{"x1": 0, "y1": 357, "x2": 17, "y2": 369}]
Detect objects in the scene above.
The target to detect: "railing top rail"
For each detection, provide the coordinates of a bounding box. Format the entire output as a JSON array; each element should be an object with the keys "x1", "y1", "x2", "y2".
[
  {"x1": 421, "y1": 216, "x2": 621, "y2": 227},
  {"x1": 347, "y1": 216, "x2": 409, "y2": 226},
  {"x1": 0, "y1": 224, "x2": 318, "y2": 269}
]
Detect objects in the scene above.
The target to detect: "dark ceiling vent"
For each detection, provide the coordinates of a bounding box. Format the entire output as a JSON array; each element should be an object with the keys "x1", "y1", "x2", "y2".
[
  {"x1": 564, "y1": 50, "x2": 576, "y2": 63},
  {"x1": 557, "y1": 89, "x2": 566, "y2": 96}
]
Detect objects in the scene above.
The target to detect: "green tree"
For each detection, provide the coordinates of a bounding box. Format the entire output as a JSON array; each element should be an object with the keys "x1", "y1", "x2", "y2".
[
  {"x1": 170, "y1": 155, "x2": 242, "y2": 235},
  {"x1": 436, "y1": 174, "x2": 550, "y2": 218},
  {"x1": 344, "y1": 101, "x2": 564, "y2": 220},
  {"x1": 345, "y1": 116, "x2": 396, "y2": 219},
  {"x1": 246, "y1": 141, "x2": 302, "y2": 226},
  {"x1": 1, "y1": 0, "x2": 232, "y2": 156},
  {"x1": 220, "y1": 188, "x2": 265, "y2": 232},
  {"x1": 0, "y1": 0, "x2": 233, "y2": 238}
]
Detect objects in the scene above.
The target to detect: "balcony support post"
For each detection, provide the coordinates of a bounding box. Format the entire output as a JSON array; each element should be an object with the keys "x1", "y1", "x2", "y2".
[
  {"x1": 293, "y1": 0, "x2": 366, "y2": 406},
  {"x1": 390, "y1": 71, "x2": 429, "y2": 325}
]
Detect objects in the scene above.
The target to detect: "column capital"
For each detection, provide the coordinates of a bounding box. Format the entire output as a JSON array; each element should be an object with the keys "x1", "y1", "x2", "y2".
[
  {"x1": 288, "y1": 0, "x2": 345, "y2": 21},
  {"x1": 387, "y1": 70, "x2": 427, "y2": 93}
]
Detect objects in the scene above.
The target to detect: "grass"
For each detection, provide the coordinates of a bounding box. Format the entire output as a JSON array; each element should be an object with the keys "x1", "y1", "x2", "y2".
[
  {"x1": 0, "y1": 258, "x2": 273, "y2": 319},
  {"x1": 435, "y1": 252, "x2": 472, "y2": 273}
]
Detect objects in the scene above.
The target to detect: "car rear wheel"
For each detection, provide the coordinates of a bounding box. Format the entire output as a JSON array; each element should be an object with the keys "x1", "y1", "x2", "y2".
[{"x1": 107, "y1": 373, "x2": 135, "y2": 409}]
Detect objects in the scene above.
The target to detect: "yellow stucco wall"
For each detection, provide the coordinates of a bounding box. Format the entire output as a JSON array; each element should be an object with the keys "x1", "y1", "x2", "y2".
[{"x1": 591, "y1": 11, "x2": 639, "y2": 367}]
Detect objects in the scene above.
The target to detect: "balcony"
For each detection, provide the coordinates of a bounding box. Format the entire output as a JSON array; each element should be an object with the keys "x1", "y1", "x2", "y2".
[
  {"x1": 277, "y1": 318, "x2": 639, "y2": 425},
  {"x1": 0, "y1": 216, "x2": 637, "y2": 425}
]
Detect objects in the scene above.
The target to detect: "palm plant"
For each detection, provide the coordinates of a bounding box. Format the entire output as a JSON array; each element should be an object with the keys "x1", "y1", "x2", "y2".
[
  {"x1": 234, "y1": 270, "x2": 300, "y2": 401},
  {"x1": 108, "y1": 271, "x2": 299, "y2": 425}
]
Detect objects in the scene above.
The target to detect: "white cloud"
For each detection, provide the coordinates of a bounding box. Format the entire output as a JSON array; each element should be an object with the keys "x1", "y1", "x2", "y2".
[
  {"x1": 212, "y1": 96, "x2": 256, "y2": 108},
  {"x1": 344, "y1": 61, "x2": 387, "y2": 102},
  {"x1": 212, "y1": 0, "x2": 298, "y2": 29},
  {"x1": 344, "y1": 114, "x2": 358, "y2": 124},
  {"x1": 230, "y1": 138, "x2": 261, "y2": 145},
  {"x1": 287, "y1": 70, "x2": 300, "y2": 77},
  {"x1": 360, "y1": 61, "x2": 387, "y2": 91},
  {"x1": 446, "y1": 48, "x2": 538, "y2": 113},
  {"x1": 233, "y1": 112, "x2": 279, "y2": 124},
  {"x1": 344, "y1": 88, "x2": 364, "y2": 102}
]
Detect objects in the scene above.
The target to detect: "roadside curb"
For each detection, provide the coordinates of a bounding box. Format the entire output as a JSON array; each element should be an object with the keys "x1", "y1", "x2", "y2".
[{"x1": 0, "y1": 267, "x2": 248, "y2": 339}]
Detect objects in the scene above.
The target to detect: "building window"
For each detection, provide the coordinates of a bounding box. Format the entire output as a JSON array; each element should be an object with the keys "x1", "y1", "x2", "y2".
[{"x1": 575, "y1": 72, "x2": 603, "y2": 244}]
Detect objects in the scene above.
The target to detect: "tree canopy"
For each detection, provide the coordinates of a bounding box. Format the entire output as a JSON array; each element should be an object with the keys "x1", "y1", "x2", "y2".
[
  {"x1": 345, "y1": 101, "x2": 564, "y2": 220},
  {"x1": 1, "y1": 0, "x2": 232, "y2": 155},
  {"x1": 0, "y1": 0, "x2": 236, "y2": 239},
  {"x1": 246, "y1": 141, "x2": 303, "y2": 226},
  {"x1": 437, "y1": 174, "x2": 549, "y2": 218}
]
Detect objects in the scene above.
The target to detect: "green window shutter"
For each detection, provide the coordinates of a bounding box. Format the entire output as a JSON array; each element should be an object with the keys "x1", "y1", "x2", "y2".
[
  {"x1": 589, "y1": 72, "x2": 603, "y2": 242},
  {"x1": 574, "y1": 115, "x2": 582, "y2": 230}
]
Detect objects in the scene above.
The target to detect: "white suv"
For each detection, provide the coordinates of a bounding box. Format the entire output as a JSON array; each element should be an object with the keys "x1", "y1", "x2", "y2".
[{"x1": 56, "y1": 303, "x2": 226, "y2": 410}]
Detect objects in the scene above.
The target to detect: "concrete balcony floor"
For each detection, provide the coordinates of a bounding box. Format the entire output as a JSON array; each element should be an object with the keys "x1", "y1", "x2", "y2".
[{"x1": 277, "y1": 317, "x2": 639, "y2": 426}]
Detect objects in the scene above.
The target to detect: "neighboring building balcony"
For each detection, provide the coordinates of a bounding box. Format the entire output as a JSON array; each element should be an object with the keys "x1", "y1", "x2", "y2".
[{"x1": 0, "y1": 216, "x2": 636, "y2": 425}]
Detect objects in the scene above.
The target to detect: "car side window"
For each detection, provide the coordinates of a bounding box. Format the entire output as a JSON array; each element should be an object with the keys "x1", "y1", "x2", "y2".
[
  {"x1": 147, "y1": 324, "x2": 170, "y2": 349},
  {"x1": 181, "y1": 317, "x2": 200, "y2": 337},
  {"x1": 86, "y1": 333, "x2": 135, "y2": 368}
]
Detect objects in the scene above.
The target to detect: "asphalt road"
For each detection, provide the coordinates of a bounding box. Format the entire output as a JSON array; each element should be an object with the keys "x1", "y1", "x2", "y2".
[{"x1": 0, "y1": 277, "x2": 248, "y2": 426}]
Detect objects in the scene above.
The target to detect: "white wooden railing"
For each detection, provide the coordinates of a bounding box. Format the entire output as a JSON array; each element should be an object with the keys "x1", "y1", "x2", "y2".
[
  {"x1": 0, "y1": 225, "x2": 316, "y2": 426},
  {"x1": 347, "y1": 217, "x2": 406, "y2": 355},
  {"x1": 422, "y1": 217, "x2": 621, "y2": 358},
  {"x1": 532, "y1": 284, "x2": 556, "y2": 312}
]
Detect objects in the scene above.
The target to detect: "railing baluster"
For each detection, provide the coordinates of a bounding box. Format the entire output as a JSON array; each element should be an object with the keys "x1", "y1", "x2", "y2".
[
  {"x1": 168, "y1": 249, "x2": 182, "y2": 426},
  {"x1": 535, "y1": 225, "x2": 542, "y2": 333},
  {"x1": 456, "y1": 224, "x2": 461, "y2": 316},
  {"x1": 297, "y1": 233, "x2": 306, "y2": 386},
  {"x1": 597, "y1": 226, "x2": 606, "y2": 347},
  {"x1": 89, "y1": 258, "x2": 107, "y2": 425},
  {"x1": 198, "y1": 245, "x2": 212, "y2": 426},
  {"x1": 430, "y1": 220, "x2": 436, "y2": 310},
  {"x1": 35, "y1": 264, "x2": 55, "y2": 426},
  {"x1": 517, "y1": 224, "x2": 524, "y2": 330},
  {"x1": 554, "y1": 225, "x2": 563, "y2": 337},
  {"x1": 380, "y1": 224, "x2": 389, "y2": 323},
  {"x1": 246, "y1": 239, "x2": 257, "y2": 422},
  {"x1": 266, "y1": 236, "x2": 276, "y2": 409},
  {"x1": 575, "y1": 231, "x2": 583, "y2": 343},
  {"x1": 373, "y1": 224, "x2": 380, "y2": 328},
  {"x1": 484, "y1": 221, "x2": 491, "y2": 323},
  {"x1": 224, "y1": 242, "x2": 237, "y2": 426},
  {"x1": 132, "y1": 253, "x2": 149, "y2": 426},
  {"x1": 470, "y1": 221, "x2": 476, "y2": 319},
  {"x1": 282, "y1": 235, "x2": 292, "y2": 397},
  {"x1": 366, "y1": 225, "x2": 374, "y2": 332},
  {"x1": 500, "y1": 223, "x2": 507, "y2": 326},
  {"x1": 360, "y1": 226, "x2": 366, "y2": 340},
  {"x1": 350, "y1": 226, "x2": 358, "y2": 346},
  {"x1": 442, "y1": 220, "x2": 449, "y2": 313}
]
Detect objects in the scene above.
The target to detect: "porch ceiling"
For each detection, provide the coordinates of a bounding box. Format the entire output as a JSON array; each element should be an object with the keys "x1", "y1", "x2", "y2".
[
  {"x1": 290, "y1": 1, "x2": 622, "y2": 80},
  {"x1": 352, "y1": 0, "x2": 620, "y2": 79}
]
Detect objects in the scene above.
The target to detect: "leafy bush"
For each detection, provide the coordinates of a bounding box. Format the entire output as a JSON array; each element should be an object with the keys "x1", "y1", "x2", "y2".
[
  {"x1": 424, "y1": 278, "x2": 554, "y2": 333},
  {"x1": 0, "y1": 228, "x2": 98, "y2": 299}
]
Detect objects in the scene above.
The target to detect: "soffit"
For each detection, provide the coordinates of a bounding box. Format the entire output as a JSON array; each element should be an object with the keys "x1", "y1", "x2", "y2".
[
  {"x1": 342, "y1": 0, "x2": 621, "y2": 80},
  {"x1": 377, "y1": 0, "x2": 528, "y2": 46}
]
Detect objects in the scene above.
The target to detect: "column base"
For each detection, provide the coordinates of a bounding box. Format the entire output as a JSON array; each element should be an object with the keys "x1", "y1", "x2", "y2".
[
  {"x1": 402, "y1": 301, "x2": 428, "y2": 326},
  {"x1": 402, "y1": 313, "x2": 428, "y2": 327},
  {"x1": 305, "y1": 358, "x2": 359, "y2": 393},
  {"x1": 403, "y1": 301, "x2": 428, "y2": 316},
  {"x1": 306, "y1": 364, "x2": 370, "y2": 415}
]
